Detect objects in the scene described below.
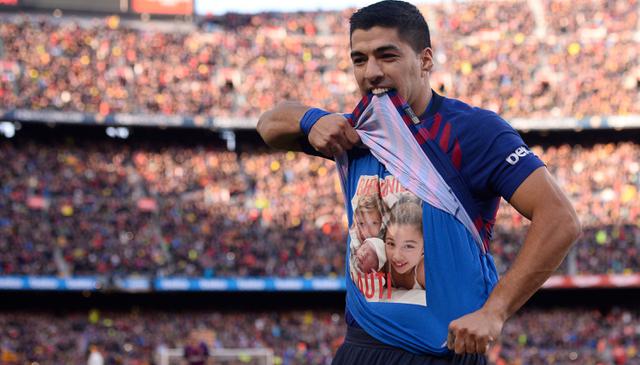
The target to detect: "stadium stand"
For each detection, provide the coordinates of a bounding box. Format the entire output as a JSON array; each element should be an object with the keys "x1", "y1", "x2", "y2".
[
  {"x1": 0, "y1": 307, "x2": 638, "y2": 365},
  {"x1": 1, "y1": 134, "x2": 639, "y2": 277},
  {"x1": 1, "y1": 0, "x2": 638, "y2": 119},
  {"x1": 0, "y1": 1, "x2": 638, "y2": 364}
]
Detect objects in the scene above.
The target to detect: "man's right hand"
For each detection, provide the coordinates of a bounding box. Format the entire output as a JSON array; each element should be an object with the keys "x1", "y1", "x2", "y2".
[{"x1": 308, "y1": 114, "x2": 361, "y2": 157}]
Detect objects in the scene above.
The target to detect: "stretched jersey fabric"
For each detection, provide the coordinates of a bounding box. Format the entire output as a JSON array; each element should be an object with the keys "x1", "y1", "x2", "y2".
[
  {"x1": 336, "y1": 91, "x2": 484, "y2": 253},
  {"x1": 333, "y1": 90, "x2": 544, "y2": 355}
]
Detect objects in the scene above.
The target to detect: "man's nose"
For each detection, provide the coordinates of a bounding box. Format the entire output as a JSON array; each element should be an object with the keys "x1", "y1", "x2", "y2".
[{"x1": 364, "y1": 59, "x2": 384, "y2": 85}]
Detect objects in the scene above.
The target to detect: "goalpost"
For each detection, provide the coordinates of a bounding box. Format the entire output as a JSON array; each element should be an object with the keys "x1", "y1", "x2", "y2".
[{"x1": 157, "y1": 347, "x2": 274, "y2": 365}]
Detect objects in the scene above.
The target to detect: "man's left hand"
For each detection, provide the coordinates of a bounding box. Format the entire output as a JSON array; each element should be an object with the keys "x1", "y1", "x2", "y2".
[{"x1": 447, "y1": 308, "x2": 504, "y2": 354}]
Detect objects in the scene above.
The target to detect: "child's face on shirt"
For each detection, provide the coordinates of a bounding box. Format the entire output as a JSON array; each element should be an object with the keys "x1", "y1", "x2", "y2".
[
  {"x1": 356, "y1": 208, "x2": 382, "y2": 242},
  {"x1": 355, "y1": 241, "x2": 379, "y2": 273},
  {"x1": 385, "y1": 223, "x2": 423, "y2": 275}
]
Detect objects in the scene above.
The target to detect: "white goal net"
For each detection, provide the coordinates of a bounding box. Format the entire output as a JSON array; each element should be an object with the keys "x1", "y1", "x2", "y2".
[{"x1": 157, "y1": 348, "x2": 274, "y2": 365}]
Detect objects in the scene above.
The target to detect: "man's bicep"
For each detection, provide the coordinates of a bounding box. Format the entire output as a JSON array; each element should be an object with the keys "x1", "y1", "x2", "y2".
[
  {"x1": 509, "y1": 166, "x2": 576, "y2": 221},
  {"x1": 508, "y1": 167, "x2": 549, "y2": 220}
]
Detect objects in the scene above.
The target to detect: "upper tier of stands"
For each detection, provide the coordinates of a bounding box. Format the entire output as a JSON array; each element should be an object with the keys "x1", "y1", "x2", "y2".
[{"x1": 1, "y1": 0, "x2": 638, "y2": 121}]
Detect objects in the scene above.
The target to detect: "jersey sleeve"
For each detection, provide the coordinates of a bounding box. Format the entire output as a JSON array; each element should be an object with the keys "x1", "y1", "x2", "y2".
[
  {"x1": 463, "y1": 111, "x2": 545, "y2": 201},
  {"x1": 297, "y1": 112, "x2": 354, "y2": 160}
]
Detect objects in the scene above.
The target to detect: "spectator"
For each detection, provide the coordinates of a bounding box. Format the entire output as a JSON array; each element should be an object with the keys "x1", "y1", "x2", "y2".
[{"x1": 87, "y1": 344, "x2": 104, "y2": 365}]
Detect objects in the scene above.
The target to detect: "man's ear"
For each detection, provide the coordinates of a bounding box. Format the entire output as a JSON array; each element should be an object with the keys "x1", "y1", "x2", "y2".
[{"x1": 420, "y1": 47, "x2": 434, "y2": 73}]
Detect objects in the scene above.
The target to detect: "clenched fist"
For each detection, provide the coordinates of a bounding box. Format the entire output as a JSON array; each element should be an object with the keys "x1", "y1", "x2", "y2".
[
  {"x1": 447, "y1": 308, "x2": 504, "y2": 354},
  {"x1": 308, "y1": 114, "x2": 361, "y2": 157}
]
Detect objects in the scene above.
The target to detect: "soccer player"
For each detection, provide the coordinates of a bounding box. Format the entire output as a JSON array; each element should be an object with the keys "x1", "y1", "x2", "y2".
[
  {"x1": 183, "y1": 333, "x2": 210, "y2": 365},
  {"x1": 257, "y1": 1, "x2": 580, "y2": 363}
]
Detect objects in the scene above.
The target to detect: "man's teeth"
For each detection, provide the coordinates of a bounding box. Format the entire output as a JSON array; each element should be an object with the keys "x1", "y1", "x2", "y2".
[{"x1": 372, "y1": 88, "x2": 390, "y2": 95}]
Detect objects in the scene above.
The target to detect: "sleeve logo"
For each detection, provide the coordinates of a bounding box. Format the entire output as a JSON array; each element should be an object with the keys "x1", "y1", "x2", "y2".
[{"x1": 505, "y1": 146, "x2": 532, "y2": 165}]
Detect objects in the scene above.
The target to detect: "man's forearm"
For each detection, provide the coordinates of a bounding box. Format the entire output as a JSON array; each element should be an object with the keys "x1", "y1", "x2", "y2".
[
  {"x1": 448, "y1": 168, "x2": 580, "y2": 354},
  {"x1": 257, "y1": 101, "x2": 310, "y2": 151},
  {"x1": 482, "y1": 200, "x2": 581, "y2": 321}
]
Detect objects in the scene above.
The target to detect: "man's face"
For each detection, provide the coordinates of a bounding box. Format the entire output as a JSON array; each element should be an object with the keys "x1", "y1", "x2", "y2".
[{"x1": 350, "y1": 26, "x2": 432, "y2": 115}]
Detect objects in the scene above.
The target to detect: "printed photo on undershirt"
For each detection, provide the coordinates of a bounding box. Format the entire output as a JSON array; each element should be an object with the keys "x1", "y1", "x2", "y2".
[{"x1": 348, "y1": 175, "x2": 426, "y2": 306}]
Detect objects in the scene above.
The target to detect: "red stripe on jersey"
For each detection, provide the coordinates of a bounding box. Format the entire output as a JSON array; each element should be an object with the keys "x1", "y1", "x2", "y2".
[
  {"x1": 429, "y1": 113, "x2": 442, "y2": 139},
  {"x1": 351, "y1": 95, "x2": 371, "y2": 123},
  {"x1": 474, "y1": 217, "x2": 484, "y2": 233},
  {"x1": 452, "y1": 139, "x2": 462, "y2": 170},
  {"x1": 415, "y1": 129, "x2": 426, "y2": 145},
  {"x1": 417, "y1": 128, "x2": 430, "y2": 145},
  {"x1": 483, "y1": 237, "x2": 490, "y2": 253},
  {"x1": 439, "y1": 122, "x2": 451, "y2": 151},
  {"x1": 401, "y1": 114, "x2": 413, "y2": 127},
  {"x1": 483, "y1": 221, "x2": 494, "y2": 252},
  {"x1": 390, "y1": 94, "x2": 403, "y2": 109}
]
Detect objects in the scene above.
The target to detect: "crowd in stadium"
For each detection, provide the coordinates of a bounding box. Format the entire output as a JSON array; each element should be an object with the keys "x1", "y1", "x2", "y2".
[
  {"x1": 0, "y1": 138, "x2": 345, "y2": 277},
  {"x1": 0, "y1": 3, "x2": 638, "y2": 365},
  {"x1": 0, "y1": 307, "x2": 637, "y2": 364},
  {"x1": 1, "y1": 0, "x2": 638, "y2": 120},
  {"x1": 0, "y1": 2, "x2": 638, "y2": 365},
  {"x1": 1, "y1": 137, "x2": 638, "y2": 277}
]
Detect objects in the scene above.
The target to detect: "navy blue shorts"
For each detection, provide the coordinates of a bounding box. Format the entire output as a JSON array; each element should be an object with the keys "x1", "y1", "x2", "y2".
[{"x1": 331, "y1": 326, "x2": 487, "y2": 365}]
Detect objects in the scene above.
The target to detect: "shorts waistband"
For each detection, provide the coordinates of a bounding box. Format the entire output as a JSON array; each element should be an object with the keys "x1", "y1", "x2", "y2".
[
  {"x1": 342, "y1": 325, "x2": 487, "y2": 365},
  {"x1": 344, "y1": 325, "x2": 402, "y2": 350}
]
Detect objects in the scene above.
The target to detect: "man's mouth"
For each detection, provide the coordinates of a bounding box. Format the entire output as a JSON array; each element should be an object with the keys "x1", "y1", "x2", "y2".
[{"x1": 371, "y1": 88, "x2": 392, "y2": 95}]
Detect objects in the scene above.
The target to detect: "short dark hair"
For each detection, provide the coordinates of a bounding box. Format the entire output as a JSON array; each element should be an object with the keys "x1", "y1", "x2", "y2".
[{"x1": 349, "y1": 0, "x2": 431, "y2": 53}]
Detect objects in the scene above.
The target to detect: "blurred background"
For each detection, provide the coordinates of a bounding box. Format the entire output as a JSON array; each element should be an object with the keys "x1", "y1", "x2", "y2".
[{"x1": 0, "y1": 0, "x2": 639, "y2": 364}]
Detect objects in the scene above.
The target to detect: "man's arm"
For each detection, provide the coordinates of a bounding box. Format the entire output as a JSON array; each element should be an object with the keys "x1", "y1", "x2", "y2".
[
  {"x1": 257, "y1": 101, "x2": 360, "y2": 156},
  {"x1": 256, "y1": 101, "x2": 311, "y2": 151},
  {"x1": 448, "y1": 167, "x2": 581, "y2": 354}
]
